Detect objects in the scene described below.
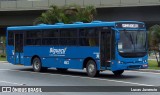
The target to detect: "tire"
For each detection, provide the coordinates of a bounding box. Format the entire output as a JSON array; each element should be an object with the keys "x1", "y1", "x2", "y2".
[
  {"x1": 86, "y1": 60, "x2": 99, "y2": 77},
  {"x1": 112, "y1": 70, "x2": 124, "y2": 76},
  {"x1": 56, "y1": 68, "x2": 68, "y2": 72},
  {"x1": 32, "y1": 57, "x2": 42, "y2": 72}
]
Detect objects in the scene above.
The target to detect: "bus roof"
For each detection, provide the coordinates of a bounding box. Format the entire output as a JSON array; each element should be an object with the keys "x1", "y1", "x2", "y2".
[{"x1": 7, "y1": 21, "x2": 145, "y2": 31}]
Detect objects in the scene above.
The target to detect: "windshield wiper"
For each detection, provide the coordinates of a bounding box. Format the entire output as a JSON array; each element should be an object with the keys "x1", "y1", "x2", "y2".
[
  {"x1": 135, "y1": 31, "x2": 140, "y2": 47},
  {"x1": 129, "y1": 33, "x2": 135, "y2": 52},
  {"x1": 124, "y1": 31, "x2": 134, "y2": 45},
  {"x1": 124, "y1": 31, "x2": 135, "y2": 51},
  {"x1": 129, "y1": 34, "x2": 134, "y2": 45}
]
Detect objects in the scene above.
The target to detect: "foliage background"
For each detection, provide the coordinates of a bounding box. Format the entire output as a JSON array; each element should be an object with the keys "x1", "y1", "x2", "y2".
[{"x1": 33, "y1": 5, "x2": 97, "y2": 25}]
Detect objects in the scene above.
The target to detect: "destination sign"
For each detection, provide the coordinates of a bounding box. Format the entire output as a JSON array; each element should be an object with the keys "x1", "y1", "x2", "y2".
[
  {"x1": 122, "y1": 24, "x2": 139, "y2": 28},
  {"x1": 116, "y1": 23, "x2": 145, "y2": 28}
]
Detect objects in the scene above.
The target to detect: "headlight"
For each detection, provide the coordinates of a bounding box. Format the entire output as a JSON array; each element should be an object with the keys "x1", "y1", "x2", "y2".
[
  {"x1": 117, "y1": 61, "x2": 124, "y2": 64},
  {"x1": 118, "y1": 61, "x2": 121, "y2": 64}
]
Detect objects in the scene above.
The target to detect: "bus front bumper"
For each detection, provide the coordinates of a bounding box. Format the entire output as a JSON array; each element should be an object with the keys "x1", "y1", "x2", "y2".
[{"x1": 111, "y1": 63, "x2": 148, "y2": 71}]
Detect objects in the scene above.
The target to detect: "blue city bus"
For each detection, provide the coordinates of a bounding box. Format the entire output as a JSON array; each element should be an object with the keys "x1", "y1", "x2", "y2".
[{"x1": 6, "y1": 21, "x2": 148, "y2": 77}]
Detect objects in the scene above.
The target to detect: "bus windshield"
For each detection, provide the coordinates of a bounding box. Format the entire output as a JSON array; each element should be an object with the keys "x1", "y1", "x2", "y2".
[{"x1": 118, "y1": 30, "x2": 147, "y2": 54}]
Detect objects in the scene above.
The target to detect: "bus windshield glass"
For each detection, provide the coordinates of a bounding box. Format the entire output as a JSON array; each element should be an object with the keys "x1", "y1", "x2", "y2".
[{"x1": 118, "y1": 30, "x2": 147, "y2": 53}]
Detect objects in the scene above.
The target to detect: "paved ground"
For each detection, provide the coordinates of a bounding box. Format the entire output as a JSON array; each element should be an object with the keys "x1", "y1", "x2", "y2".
[{"x1": 0, "y1": 62, "x2": 160, "y2": 95}]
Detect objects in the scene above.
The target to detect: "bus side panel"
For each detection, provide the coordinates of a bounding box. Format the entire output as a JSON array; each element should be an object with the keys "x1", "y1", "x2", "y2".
[
  {"x1": 23, "y1": 46, "x2": 100, "y2": 70},
  {"x1": 41, "y1": 58, "x2": 83, "y2": 69},
  {"x1": 95, "y1": 60, "x2": 101, "y2": 70},
  {"x1": 23, "y1": 57, "x2": 32, "y2": 66},
  {"x1": 6, "y1": 46, "x2": 15, "y2": 64},
  {"x1": 41, "y1": 57, "x2": 61, "y2": 67},
  {"x1": 65, "y1": 46, "x2": 100, "y2": 69},
  {"x1": 14, "y1": 52, "x2": 19, "y2": 64},
  {"x1": 20, "y1": 53, "x2": 24, "y2": 64}
]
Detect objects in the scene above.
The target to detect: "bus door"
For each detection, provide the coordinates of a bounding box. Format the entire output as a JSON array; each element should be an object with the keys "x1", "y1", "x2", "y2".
[
  {"x1": 14, "y1": 33, "x2": 24, "y2": 64},
  {"x1": 100, "y1": 27, "x2": 112, "y2": 68}
]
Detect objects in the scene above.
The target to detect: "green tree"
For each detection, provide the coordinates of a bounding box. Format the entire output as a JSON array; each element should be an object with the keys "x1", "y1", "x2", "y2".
[
  {"x1": 149, "y1": 24, "x2": 160, "y2": 67},
  {"x1": 64, "y1": 5, "x2": 97, "y2": 23},
  {"x1": 63, "y1": 4, "x2": 81, "y2": 23},
  {"x1": 77, "y1": 5, "x2": 97, "y2": 22},
  {"x1": 33, "y1": 5, "x2": 68, "y2": 24},
  {"x1": 33, "y1": 5, "x2": 97, "y2": 25},
  {"x1": 0, "y1": 36, "x2": 6, "y2": 57}
]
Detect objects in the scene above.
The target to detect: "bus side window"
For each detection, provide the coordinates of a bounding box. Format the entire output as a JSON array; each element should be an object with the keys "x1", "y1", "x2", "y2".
[
  {"x1": 79, "y1": 28, "x2": 99, "y2": 46},
  {"x1": 42, "y1": 29, "x2": 59, "y2": 45},
  {"x1": 26, "y1": 30, "x2": 42, "y2": 45},
  {"x1": 79, "y1": 29, "x2": 89, "y2": 46},
  {"x1": 88, "y1": 29, "x2": 96, "y2": 46},
  {"x1": 59, "y1": 29, "x2": 78, "y2": 46},
  {"x1": 87, "y1": 28, "x2": 99, "y2": 46}
]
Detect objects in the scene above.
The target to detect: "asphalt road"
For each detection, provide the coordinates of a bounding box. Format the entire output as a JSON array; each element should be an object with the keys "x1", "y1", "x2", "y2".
[{"x1": 0, "y1": 62, "x2": 160, "y2": 95}]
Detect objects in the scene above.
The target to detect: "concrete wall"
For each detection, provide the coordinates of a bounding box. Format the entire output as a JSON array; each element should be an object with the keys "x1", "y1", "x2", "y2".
[
  {"x1": 96, "y1": 6, "x2": 160, "y2": 27},
  {"x1": 0, "y1": 10, "x2": 44, "y2": 26},
  {"x1": 0, "y1": 0, "x2": 159, "y2": 48},
  {"x1": 0, "y1": 1, "x2": 159, "y2": 27},
  {"x1": 0, "y1": 0, "x2": 160, "y2": 11},
  {"x1": 0, "y1": 6, "x2": 159, "y2": 27}
]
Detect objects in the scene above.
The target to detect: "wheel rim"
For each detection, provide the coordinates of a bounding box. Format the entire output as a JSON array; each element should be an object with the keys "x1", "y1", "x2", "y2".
[
  {"x1": 34, "y1": 60, "x2": 40, "y2": 70},
  {"x1": 88, "y1": 63, "x2": 95, "y2": 74}
]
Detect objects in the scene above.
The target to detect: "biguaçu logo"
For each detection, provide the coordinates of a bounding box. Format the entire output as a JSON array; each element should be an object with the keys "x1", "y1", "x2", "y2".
[{"x1": 49, "y1": 47, "x2": 67, "y2": 56}]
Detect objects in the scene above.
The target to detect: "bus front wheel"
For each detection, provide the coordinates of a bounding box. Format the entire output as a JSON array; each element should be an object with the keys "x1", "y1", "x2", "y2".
[
  {"x1": 112, "y1": 70, "x2": 124, "y2": 76},
  {"x1": 32, "y1": 57, "x2": 43, "y2": 72},
  {"x1": 86, "y1": 60, "x2": 99, "y2": 77}
]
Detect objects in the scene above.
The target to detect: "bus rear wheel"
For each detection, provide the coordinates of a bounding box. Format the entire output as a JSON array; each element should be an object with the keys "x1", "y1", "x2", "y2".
[
  {"x1": 86, "y1": 60, "x2": 99, "y2": 77},
  {"x1": 112, "y1": 70, "x2": 124, "y2": 76},
  {"x1": 32, "y1": 57, "x2": 44, "y2": 72}
]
